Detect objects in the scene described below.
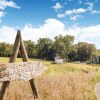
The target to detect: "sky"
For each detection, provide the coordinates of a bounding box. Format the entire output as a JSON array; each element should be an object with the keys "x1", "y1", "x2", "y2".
[{"x1": 0, "y1": 0, "x2": 100, "y2": 49}]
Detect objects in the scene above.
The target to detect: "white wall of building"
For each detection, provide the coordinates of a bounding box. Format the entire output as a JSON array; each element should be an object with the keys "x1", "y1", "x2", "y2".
[{"x1": 55, "y1": 58, "x2": 63, "y2": 64}]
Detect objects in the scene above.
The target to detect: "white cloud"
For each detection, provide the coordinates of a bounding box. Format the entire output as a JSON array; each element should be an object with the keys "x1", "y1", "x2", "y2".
[
  {"x1": 91, "y1": 10, "x2": 100, "y2": 14},
  {"x1": 0, "y1": 0, "x2": 20, "y2": 22},
  {"x1": 65, "y1": 8, "x2": 87, "y2": 15},
  {"x1": 58, "y1": 8, "x2": 87, "y2": 19},
  {"x1": 70, "y1": 15, "x2": 83, "y2": 21},
  {"x1": 21, "y1": 19, "x2": 65, "y2": 42},
  {"x1": 52, "y1": 2, "x2": 62, "y2": 11},
  {"x1": 57, "y1": 1, "x2": 100, "y2": 20},
  {"x1": 77, "y1": 25, "x2": 100, "y2": 46},
  {"x1": 0, "y1": 11, "x2": 5, "y2": 17},
  {"x1": 84, "y1": 2, "x2": 100, "y2": 14},
  {"x1": 0, "y1": 26, "x2": 17, "y2": 43},
  {"x1": 57, "y1": 8, "x2": 86, "y2": 20},
  {"x1": 57, "y1": 13, "x2": 65, "y2": 18},
  {"x1": 0, "y1": 19, "x2": 100, "y2": 48},
  {"x1": 0, "y1": 19, "x2": 65, "y2": 43},
  {"x1": 0, "y1": 0, "x2": 20, "y2": 10},
  {"x1": 85, "y1": 2, "x2": 93, "y2": 12}
]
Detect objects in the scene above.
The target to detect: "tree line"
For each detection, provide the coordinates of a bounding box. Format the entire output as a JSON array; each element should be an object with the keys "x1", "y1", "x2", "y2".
[{"x1": 0, "y1": 35, "x2": 98, "y2": 62}]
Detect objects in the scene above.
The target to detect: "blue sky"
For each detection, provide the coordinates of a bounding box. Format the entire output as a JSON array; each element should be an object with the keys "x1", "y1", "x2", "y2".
[{"x1": 0, "y1": 0, "x2": 100, "y2": 49}]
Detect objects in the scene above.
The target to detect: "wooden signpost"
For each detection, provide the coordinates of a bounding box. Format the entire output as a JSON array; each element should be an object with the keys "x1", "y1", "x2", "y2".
[
  {"x1": 0, "y1": 61, "x2": 46, "y2": 81},
  {"x1": 0, "y1": 30, "x2": 46, "y2": 100}
]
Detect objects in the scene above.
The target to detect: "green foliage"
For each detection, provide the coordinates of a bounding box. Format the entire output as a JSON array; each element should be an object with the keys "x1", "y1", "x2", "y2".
[
  {"x1": 68, "y1": 42, "x2": 96, "y2": 61},
  {"x1": 0, "y1": 35, "x2": 97, "y2": 62},
  {"x1": 54, "y1": 35, "x2": 74, "y2": 60},
  {"x1": 24, "y1": 40, "x2": 37, "y2": 58},
  {"x1": 0, "y1": 42, "x2": 12, "y2": 57},
  {"x1": 96, "y1": 49, "x2": 100, "y2": 56},
  {"x1": 37, "y1": 38, "x2": 54, "y2": 60},
  {"x1": 77, "y1": 42, "x2": 96, "y2": 61}
]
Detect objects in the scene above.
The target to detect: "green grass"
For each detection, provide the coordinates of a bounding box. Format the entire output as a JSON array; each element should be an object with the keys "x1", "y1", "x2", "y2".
[
  {"x1": 39, "y1": 60, "x2": 100, "y2": 75},
  {"x1": 0, "y1": 57, "x2": 22, "y2": 63},
  {"x1": 0, "y1": 57, "x2": 99, "y2": 75},
  {"x1": 45, "y1": 62, "x2": 79, "y2": 75}
]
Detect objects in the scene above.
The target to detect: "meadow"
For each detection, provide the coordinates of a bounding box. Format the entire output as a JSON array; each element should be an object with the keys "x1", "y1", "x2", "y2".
[{"x1": 0, "y1": 57, "x2": 100, "y2": 100}]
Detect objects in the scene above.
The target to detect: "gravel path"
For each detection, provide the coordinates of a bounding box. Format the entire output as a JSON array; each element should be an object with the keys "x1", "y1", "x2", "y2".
[{"x1": 95, "y1": 83, "x2": 100, "y2": 100}]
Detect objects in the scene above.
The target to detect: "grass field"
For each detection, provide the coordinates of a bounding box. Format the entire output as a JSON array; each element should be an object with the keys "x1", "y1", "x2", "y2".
[{"x1": 0, "y1": 57, "x2": 100, "y2": 100}]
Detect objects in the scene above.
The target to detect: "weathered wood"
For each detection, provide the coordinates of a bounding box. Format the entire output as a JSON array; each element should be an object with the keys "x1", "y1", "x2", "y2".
[
  {"x1": 9, "y1": 30, "x2": 21, "y2": 63},
  {"x1": 0, "y1": 30, "x2": 41, "y2": 100},
  {"x1": 0, "y1": 81, "x2": 10, "y2": 100},
  {"x1": 0, "y1": 30, "x2": 22, "y2": 100},
  {"x1": 19, "y1": 32, "x2": 28, "y2": 62},
  {"x1": 18, "y1": 31, "x2": 40, "y2": 100},
  {"x1": 0, "y1": 62, "x2": 45, "y2": 81},
  {"x1": 30, "y1": 79, "x2": 39, "y2": 99}
]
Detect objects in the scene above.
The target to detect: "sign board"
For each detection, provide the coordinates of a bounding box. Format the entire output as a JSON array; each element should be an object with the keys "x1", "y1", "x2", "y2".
[{"x1": 0, "y1": 61, "x2": 46, "y2": 81}]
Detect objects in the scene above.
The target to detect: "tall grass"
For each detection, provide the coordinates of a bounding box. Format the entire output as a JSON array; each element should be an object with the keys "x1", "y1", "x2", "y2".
[
  {"x1": 4, "y1": 72, "x2": 99, "y2": 100},
  {"x1": 0, "y1": 57, "x2": 100, "y2": 100},
  {"x1": 36, "y1": 72, "x2": 98, "y2": 100}
]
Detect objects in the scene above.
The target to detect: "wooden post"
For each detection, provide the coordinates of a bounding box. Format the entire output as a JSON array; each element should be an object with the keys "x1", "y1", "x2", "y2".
[
  {"x1": 29, "y1": 79, "x2": 39, "y2": 99},
  {"x1": 19, "y1": 32, "x2": 28, "y2": 62},
  {"x1": 19, "y1": 31, "x2": 39, "y2": 100},
  {"x1": 9, "y1": 30, "x2": 21, "y2": 63},
  {"x1": 0, "y1": 31, "x2": 21, "y2": 100},
  {"x1": 0, "y1": 30, "x2": 40, "y2": 100},
  {"x1": 0, "y1": 81, "x2": 10, "y2": 100}
]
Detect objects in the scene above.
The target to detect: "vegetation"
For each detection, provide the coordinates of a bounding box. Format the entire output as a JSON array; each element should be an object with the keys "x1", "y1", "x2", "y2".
[
  {"x1": 69, "y1": 42, "x2": 96, "y2": 62},
  {"x1": 0, "y1": 57, "x2": 100, "y2": 100},
  {"x1": 96, "y1": 49, "x2": 100, "y2": 56},
  {"x1": 0, "y1": 34, "x2": 99, "y2": 99},
  {"x1": 0, "y1": 34, "x2": 98, "y2": 62}
]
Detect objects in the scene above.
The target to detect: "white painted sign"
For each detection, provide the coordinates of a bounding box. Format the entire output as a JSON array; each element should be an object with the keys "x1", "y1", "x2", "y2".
[{"x1": 0, "y1": 61, "x2": 46, "y2": 81}]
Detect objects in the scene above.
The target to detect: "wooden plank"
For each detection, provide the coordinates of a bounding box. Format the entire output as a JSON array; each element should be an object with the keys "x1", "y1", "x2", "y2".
[
  {"x1": 9, "y1": 30, "x2": 21, "y2": 63},
  {"x1": 0, "y1": 61, "x2": 46, "y2": 81},
  {"x1": 0, "y1": 30, "x2": 22, "y2": 100},
  {"x1": 0, "y1": 32, "x2": 21, "y2": 100},
  {"x1": 18, "y1": 31, "x2": 40, "y2": 100},
  {"x1": 0, "y1": 81, "x2": 10, "y2": 100},
  {"x1": 30, "y1": 79, "x2": 39, "y2": 99},
  {"x1": 0, "y1": 30, "x2": 41, "y2": 100},
  {"x1": 19, "y1": 32, "x2": 28, "y2": 62}
]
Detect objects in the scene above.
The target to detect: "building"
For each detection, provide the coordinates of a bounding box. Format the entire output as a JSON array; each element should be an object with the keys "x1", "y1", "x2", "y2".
[{"x1": 54, "y1": 56, "x2": 64, "y2": 64}]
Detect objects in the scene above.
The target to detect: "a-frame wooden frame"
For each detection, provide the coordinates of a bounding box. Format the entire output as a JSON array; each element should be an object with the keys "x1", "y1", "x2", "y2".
[{"x1": 0, "y1": 30, "x2": 39, "y2": 100}]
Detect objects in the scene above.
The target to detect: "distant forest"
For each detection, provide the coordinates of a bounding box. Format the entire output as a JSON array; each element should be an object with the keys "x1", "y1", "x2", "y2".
[{"x1": 0, "y1": 35, "x2": 100, "y2": 62}]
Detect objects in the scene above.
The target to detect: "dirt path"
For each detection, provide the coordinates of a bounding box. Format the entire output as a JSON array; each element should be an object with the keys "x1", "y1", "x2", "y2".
[{"x1": 95, "y1": 83, "x2": 100, "y2": 100}]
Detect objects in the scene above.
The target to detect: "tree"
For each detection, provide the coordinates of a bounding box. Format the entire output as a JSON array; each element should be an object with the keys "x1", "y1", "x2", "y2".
[
  {"x1": 77, "y1": 42, "x2": 96, "y2": 61},
  {"x1": 37, "y1": 38, "x2": 53, "y2": 60},
  {"x1": 0, "y1": 42, "x2": 12, "y2": 57},
  {"x1": 68, "y1": 44, "x2": 78, "y2": 61},
  {"x1": 54, "y1": 35, "x2": 74, "y2": 60},
  {"x1": 96, "y1": 49, "x2": 100, "y2": 56},
  {"x1": 24, "y1": 40, "x2": 37, "y2": 58}
]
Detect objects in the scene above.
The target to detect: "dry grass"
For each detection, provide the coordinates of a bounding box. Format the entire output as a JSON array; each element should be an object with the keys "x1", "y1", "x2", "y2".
[
  {"x1": 3, "y1": 72, "x2": 99, "y2": 100},
  {"x1": 36, "y1": 72, "x2": 98, "y2": 100},
  {"x1": 0, "y1": 57, "x2": 100, "y2": 100}
]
